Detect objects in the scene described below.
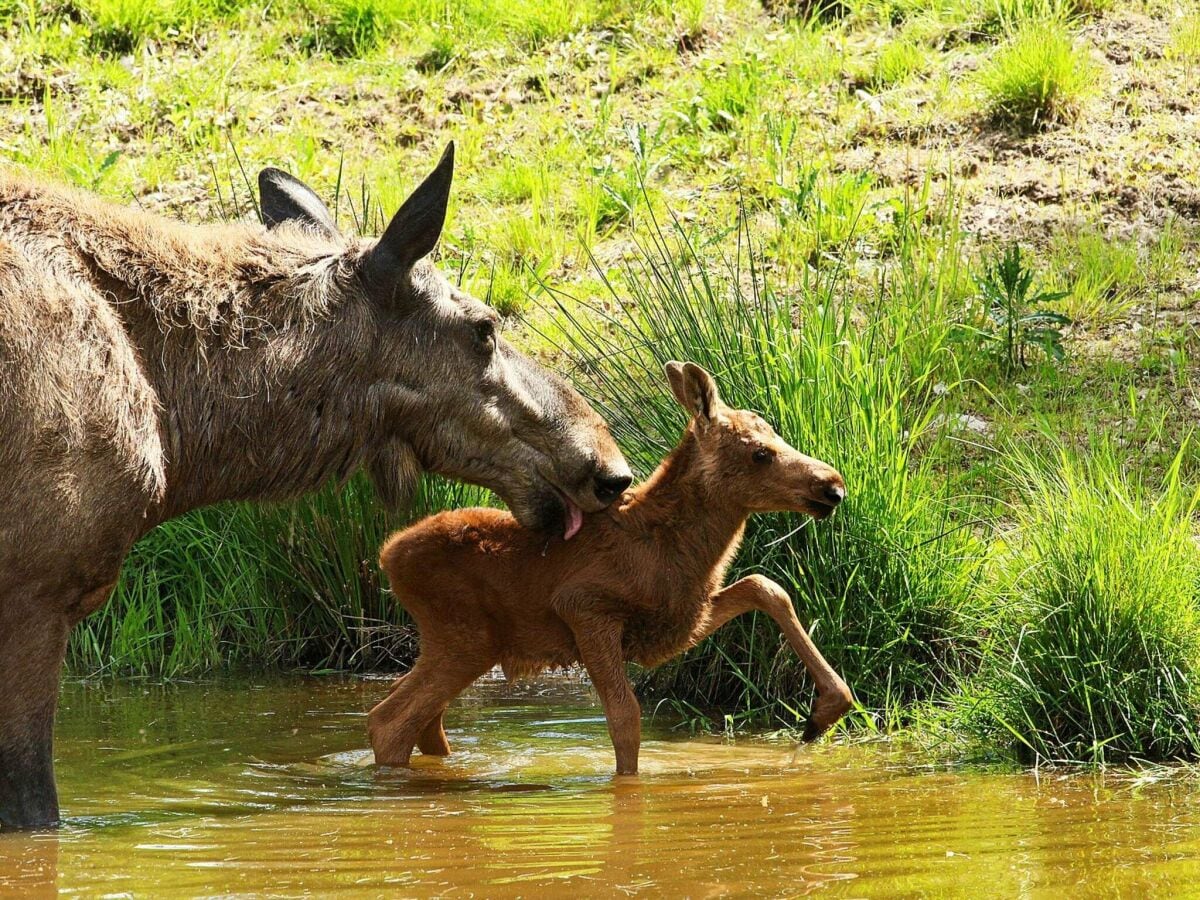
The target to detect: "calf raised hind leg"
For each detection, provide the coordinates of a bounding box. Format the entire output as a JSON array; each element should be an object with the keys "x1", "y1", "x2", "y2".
[{"x1": 690, "y1": 575, "x2": 853, "y2": 741}]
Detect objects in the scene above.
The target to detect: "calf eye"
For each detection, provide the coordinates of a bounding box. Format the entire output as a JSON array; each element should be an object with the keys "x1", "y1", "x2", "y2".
[
  {"x1": 752, "y1": 447, "x2": 774, "y2": 464},
  {"x1": 475, "y1": 319, "x2": 496, "y2": 354}
]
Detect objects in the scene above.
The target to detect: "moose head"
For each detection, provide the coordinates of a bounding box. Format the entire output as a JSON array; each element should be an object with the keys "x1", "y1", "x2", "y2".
[{"x1": 258, "y1": 144, "x2": 631, "y2": 539}]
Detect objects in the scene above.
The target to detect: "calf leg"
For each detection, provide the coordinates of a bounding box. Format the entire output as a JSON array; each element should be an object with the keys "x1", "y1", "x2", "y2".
[
  {"x1": 375, "y1": 674, "x2": 450, "y2": 755},
  {"x1": 0, "y1": 601, "x2": 71, "y2": 831},
  {"x1": 690, "y1": 575, "x2": 853, "y2": 741},
  {"x1": 571, "y1": 621, "x2": 640, "y2": 775},
  {"x1": 368, "y1": 654, "x2": 487, "y2": 767},
  {"x1": 417, "y1": 711, "x2": 451, "y2": 756}
]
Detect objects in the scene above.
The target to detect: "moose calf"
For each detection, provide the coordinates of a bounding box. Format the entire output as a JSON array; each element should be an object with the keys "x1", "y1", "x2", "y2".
[{"x1": 372, "y1": 362, "x2": 853, "y2": 774}]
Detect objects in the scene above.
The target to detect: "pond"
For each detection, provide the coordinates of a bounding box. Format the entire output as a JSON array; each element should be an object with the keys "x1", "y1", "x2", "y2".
[{"x1": 3, "y1": 675, "x2": 1200, "y2": 896}]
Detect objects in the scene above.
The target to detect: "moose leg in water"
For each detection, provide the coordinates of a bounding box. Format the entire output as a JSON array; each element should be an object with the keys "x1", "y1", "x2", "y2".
[
  {"x1": 368, "y1": 651, "x2": 491, "y2": 767},
  {"x1": 0, "y1": 600, "x2": 69, "y2": 830},
  {"x1": 372, "y1": 673, "x2": 452, "y2": 756},
  {"x1": 570, "y1": 617, "x2": 642, "y2": 775}
]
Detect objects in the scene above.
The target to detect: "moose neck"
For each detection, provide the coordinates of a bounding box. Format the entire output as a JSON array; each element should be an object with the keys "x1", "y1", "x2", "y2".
[
  {"x1": 0, "y1": 174, "x2": 406, "y2": 525},
  {"x1": 622, "y1": 429, "x2": 751, "y2": 577},
  {"x1": 89, "y1": 226, "x2": 386, "y2": 522}
]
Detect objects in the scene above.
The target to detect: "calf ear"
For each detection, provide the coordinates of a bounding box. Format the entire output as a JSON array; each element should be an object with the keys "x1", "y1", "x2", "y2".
[
  {"x1": 361, "y1": 143, "x2": 454, "y2": 300},
  {"x1": 258, "y1": 168, "x2": 339, "y2": 237},
  {"x1": 665, "y1": 361, "x2": 720, "y2": 424}
]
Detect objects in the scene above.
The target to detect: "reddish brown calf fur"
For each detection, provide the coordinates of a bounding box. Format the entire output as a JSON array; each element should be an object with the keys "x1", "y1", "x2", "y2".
[{"x1": 372, "y1": 362, "x2": 853, "y2": 774}]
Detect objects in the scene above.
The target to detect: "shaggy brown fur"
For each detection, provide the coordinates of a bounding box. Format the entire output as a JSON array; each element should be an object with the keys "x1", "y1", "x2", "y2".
[
  {"x1": 0, "y1": 146, "x2": 631, "y2": 829},
  {"x1": 373, "y1": 362, "x2": 852, "y2": 774}
]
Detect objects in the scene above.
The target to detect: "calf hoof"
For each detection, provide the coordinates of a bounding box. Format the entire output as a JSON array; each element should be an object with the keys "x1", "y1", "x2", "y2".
[
  {"x1": 368, "y1": 728, "x2": 414, "y2": 767},
  {"x1": 801, "y1": 718, "x2": 828, "y2": 743},
  {"x1": 802, "y1": 685, "x2": 854, "y2": 742},
  {"x1": 372, "y1": 746, "x2": 414, "y2": 768}
]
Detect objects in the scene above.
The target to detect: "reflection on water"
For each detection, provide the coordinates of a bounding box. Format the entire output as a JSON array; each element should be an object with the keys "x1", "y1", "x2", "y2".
[{"x1": 4, "y1": 675, "x2": 1200, "y2": 896}]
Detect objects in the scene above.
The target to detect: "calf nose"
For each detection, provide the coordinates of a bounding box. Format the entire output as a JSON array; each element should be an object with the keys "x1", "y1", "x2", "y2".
[
  {"x1": 594, "y1": 472, "x2": 633, "y2": 504},
  {"x1": 823, "y1": 482, "x2": 846, "y2": 506}
]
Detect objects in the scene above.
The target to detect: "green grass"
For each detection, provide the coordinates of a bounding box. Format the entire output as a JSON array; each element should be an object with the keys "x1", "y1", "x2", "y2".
[
  {"x1": 978, "y1": 18, "x2": 1097, "y2": 129},
  {"x1": 1049, "y1": 228, "x2": 1143, "y2": 325},
  {"x1": 769, "y1": 166, "x2": 884, "y2": 272},
  {"x1": 69, "y1": 477, "x2": 490, "y2": 676},
  {"x1": 45, "y1": 0, "x2": 651, "y2": 58},
  {"x1": 1169, "y1": 12, "x2": 1200, "y2": 86},
  {"x1": 1169, "y1": 13, "x2": 1200, "y2": 61},
  {"x1": 301, "y1": 0, "x2": 395, "y2": 57},
  {"x1": 871, "y1": 38, "x2": 926, "y2": 89},
  {"x1": 949, "y1": 442, "x2": 1200, "y2": 764},
  {"x1": 977, "y1": 0, "x2": 1103, "y2": 35}
]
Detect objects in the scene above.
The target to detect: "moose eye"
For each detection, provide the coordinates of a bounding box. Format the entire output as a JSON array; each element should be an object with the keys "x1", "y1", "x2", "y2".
[
  {"x1": 474, "y1": 319, "x2": 497, "y2": 353},
  {"x1": 752, "y1": 447, "x2": 774, "y2": 464}
]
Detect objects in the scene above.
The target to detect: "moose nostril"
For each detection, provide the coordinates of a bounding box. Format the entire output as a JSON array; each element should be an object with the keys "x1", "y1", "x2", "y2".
[
  {"x1": 824, "y1": 484, "x2": 846, "y2": 505},
  {"x1": 594, "y1": 473, "x2": 632, "y2": 503}
]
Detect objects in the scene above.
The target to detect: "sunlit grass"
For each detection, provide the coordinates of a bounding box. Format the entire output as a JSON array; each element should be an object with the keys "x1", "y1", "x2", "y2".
[
  {"x1": 1168, "y1": 12, "x2": 1200, "y2": 83},
  {"x1": 950, "y1": 442, "x2": 1200, "y2": 764},
  {"x1": 979, "y1": 18, "x2": 1097, "y2": 129},
  {"x1": 871, "y1": 38, "x2": 926, "y2": 89},
  {"x1": 1049, "y1": 228, "x2": 1143, "y2": 325}
]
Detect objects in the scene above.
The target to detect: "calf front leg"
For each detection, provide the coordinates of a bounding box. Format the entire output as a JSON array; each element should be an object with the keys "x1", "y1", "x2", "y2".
[
  {"x1": 571, "y1": 620, "x2": 640, "y2": 775},
  {"x1": 691, "y1": 575, "x2": 853, "y2": 741}
]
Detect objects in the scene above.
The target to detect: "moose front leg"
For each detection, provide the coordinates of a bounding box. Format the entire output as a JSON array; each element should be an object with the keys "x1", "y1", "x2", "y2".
[
  {"x1": 0, "y1": 599, "x2": 72, "y2": 831},
  {"x1": 571, "y1": 620, "x2": 641, "y2": 775},
  {"x1": 691, "y1": 575, "x2": 853, "y2": 742}
]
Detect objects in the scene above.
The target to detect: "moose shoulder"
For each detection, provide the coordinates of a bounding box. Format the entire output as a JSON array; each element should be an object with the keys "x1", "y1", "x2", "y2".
[{"x1": 0, "y1": 144, "x2": 631, "y2": 830}]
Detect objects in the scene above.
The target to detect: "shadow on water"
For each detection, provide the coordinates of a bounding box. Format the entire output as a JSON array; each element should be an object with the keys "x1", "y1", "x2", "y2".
[{"x1": 5, "y1": 674, "x2": 1200, "y2": 896}]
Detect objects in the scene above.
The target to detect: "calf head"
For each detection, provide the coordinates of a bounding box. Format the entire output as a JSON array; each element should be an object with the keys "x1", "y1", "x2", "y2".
[
  {"x1": 259, "y1": 145, "x2": 631, "y2": 538},
  {"x1": 665, "y1": 361, "x2": 845, "y2": 519}
]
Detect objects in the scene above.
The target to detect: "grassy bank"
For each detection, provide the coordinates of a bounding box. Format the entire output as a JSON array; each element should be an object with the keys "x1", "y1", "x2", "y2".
[{"x1": 5, "y1": 0, "x2": 1199, "y2": 765}]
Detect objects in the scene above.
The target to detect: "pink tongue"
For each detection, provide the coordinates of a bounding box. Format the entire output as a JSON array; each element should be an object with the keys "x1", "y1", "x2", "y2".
[{"x1": 563, "y1": 497, "x2": 583, "y2": 541}]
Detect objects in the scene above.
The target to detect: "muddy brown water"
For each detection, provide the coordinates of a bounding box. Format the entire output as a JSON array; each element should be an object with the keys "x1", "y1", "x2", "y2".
[{"x1": 3, "y1": 676, "x2": 1200, "y2": 897}]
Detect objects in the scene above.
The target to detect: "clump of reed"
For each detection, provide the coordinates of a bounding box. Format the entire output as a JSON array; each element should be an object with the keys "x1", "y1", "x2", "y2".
[{"x1": 950, "y1": 443, "x2": 1200, "y2": 764}]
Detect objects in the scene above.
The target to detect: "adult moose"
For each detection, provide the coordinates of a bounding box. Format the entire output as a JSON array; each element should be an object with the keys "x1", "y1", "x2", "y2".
[{"x1": 0, "y1": 144, "x2": 632, "y2": 830}]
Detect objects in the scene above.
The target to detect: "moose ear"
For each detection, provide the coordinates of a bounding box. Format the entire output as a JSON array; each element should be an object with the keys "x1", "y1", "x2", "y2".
[
  {"x1": 665, "y1": 361, "x2": 720, "y2": 424},
  {"x1": 361, "y1": 142, "x2": 454, "y2": 298},
  {"x1": 258, "y1": 168, "x2": 339, "y2": 237}
]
